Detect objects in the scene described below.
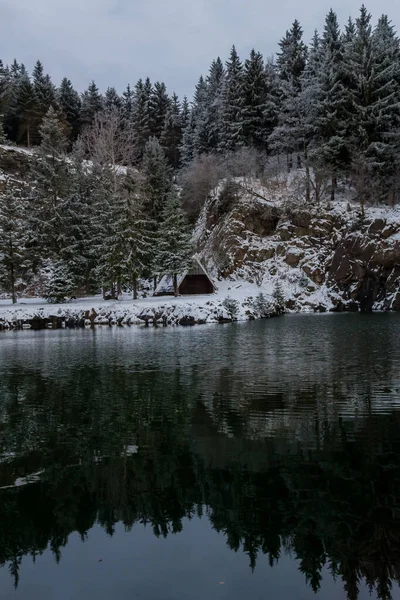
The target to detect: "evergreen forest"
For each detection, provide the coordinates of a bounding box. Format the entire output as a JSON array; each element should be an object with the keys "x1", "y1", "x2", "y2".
[{"x1": 1, "y1": 5, "x2": 399, "y2": 301}]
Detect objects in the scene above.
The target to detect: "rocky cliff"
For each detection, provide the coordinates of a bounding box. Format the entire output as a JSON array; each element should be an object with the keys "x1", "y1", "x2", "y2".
[{"x1": 196, "y1": 177, "x2": 400, "y2": 312}]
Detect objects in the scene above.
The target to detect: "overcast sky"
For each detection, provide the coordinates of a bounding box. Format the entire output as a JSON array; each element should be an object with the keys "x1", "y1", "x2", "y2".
[{"x1": 1, "y1": 0, "x2": 400, "y2": 99}]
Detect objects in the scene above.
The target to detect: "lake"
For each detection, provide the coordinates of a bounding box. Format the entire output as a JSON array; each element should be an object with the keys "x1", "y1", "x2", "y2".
[{"x1": 0, "y1": 314, "x2": 400, "y2": 600}]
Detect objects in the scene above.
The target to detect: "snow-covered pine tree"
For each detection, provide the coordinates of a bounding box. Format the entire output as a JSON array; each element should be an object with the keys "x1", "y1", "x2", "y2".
[
  {"x1": 88, "y1": 160, "x2": 116, "y2": 297},
  {"x1": 364, "y1": 14, "x2": 400, "y2": 201},
  {"x1": 112, "y1": 172, "x2": 154, "y2": 299},
  {"x1": 203, "y1": 57, "x2": 225, "y2": 151},
  {"x1": 3, "y1": 61, "x2": 24, "y2": 143},
  {"x1": 242, "y1": 49, "x2": 268, "y2": 149},
  {"x1": 219, "y1": 46, "x2": 245, "y2": 152},
  {"x1": 0, "y1": 60, "x2": 10, "y2": 132},
  {"x1": 43, "y1": 259, "x2": 74, "y2": 303},
  {"x1": 181, "y1": 96, "x2": 190, "y2": 130},
  {"x1": 277, "y1": 19, "x2": 308, "y2": 91},
  {"x1": 150, "y1": 81, "x2": 170, "y2": 139},
  {"x1": 122, "y1": 84, "x2": 134, "y2": 121},
  {"x1": 104, "y1": 87, "x2": 122, "y2": 113},
  {"x1": 269, "y1": 21, "x2": 308, "y2": 170},
  {"x1": 161, "y1": 93, "x2": 183, "y2": 169},
  {"x1": 344, "y1": 6, "x2": 400, "y2": 205},
  {"x1": 314, "y1": 10, "x2": 352, "y2": 197},
  {"x1": 153, "y1": 190, "x2": 193, "y2": 296},
  {"x1": 180, "y1": 108, "x2": 197, "y2": 166},
  {"x1": 32, "y1": 107, "x2": 69, "y2": 257},
  {"x1": 0, "y1": 183, "x2": 29, "y2": 304},
  {"x1": 58, "y1": 77, "x2": 81, "y2": 144},
  {"x1": 14, "y1": 72, "x2": 37, "y2": 147},
  {"x1": 32, "y1": 60, "x2": 58, "y2": 143},
  {"x1": 343, "y1": 17, "x2": 356, "y2": 43},
  {"x1": 59, "y1": 138, "x2": 94, "y2": 290},
  {"x1": 132, "y1": 78, "x2": 153, "y2": 161},
  {"x1": 141, "y1": 137, "x2": 172, "y2": 222},
  {"x1": 80, "y1": 81, "x2": 103, "y2": 129},
  {"x1": 191, "y1": 75, "x2": 210, "y2": 156},
  {"x1": 263, "y1": 58, "x2": 281, "y2": 150}
]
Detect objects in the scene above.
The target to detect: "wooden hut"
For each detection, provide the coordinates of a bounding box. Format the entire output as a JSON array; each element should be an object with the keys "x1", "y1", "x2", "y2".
[{"x1": 154, "y1": 257, "x2": 217, "y2": 296}]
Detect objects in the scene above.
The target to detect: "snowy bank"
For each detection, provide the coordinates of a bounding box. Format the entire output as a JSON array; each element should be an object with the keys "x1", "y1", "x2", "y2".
[{"x1": 0, "y1": 283, "x2": 280, "y2": 330}]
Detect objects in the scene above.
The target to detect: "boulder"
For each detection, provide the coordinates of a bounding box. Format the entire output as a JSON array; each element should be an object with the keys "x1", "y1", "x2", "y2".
[{"x1": 285, "y1": 248, "x2": 304, "y2": 267}]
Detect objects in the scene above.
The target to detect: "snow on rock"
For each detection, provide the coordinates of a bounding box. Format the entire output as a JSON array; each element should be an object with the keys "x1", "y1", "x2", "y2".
[{"x1": 196, "y1": 176, "x2": 400, "y2": 313}]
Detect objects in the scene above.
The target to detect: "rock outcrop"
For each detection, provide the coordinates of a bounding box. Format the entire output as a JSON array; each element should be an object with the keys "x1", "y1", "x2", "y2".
[{"x1": 197, "y1": 180, "x2": 400, "y2": 312}]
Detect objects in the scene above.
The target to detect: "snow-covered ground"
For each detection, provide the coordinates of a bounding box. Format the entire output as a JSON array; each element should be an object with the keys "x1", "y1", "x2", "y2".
[{"x1": 0, "y1": 280, "x2": 278, "y2": 328}]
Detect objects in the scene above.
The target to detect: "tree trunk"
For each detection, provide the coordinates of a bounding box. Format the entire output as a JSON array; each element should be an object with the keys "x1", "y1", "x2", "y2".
[
  {"x1": 10, "y1": 261, "x2": 16, "y2": 305},
  {"x1": 297, "y1": 154, "x2": 301, "y2": 169},
  {"x1": 117, "y1": 280, "x2": 122, "y2": 297},
  {"x1": 110, "y1": 283, "x2": 116, "y2": 299},
  {"x1": 331, "y1": 176, "x2": 337, "y2": 203},
  {"x1": 153, "y1": 276, "x2": 157, "y2": 293},
  {"x1": 173, "y1": 273, "x2": 178, "y2": 297},
  {"x1": 133, "y1": 277, "x2": 138, "y2": 300},
  {"x1": 305, "y1": 165, "x2": 311, "y2": 203}
]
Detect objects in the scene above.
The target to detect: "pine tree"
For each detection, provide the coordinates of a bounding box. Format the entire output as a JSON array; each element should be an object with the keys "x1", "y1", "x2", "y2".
[
  {"x1": 2, "y1": 60, "x2": 23, "y2": 142},
  {"x1": 181, "y1": 96, "x2": 190, "y2": 130},
  {"x1": 133, "y1": 78, "x2": 153, "y2": 160},
  {"x1": 0, "y1": 183, "x2": 28, "y2": 304},
  {"x1": 58, "y1": 77, "x2": 81, "y2": 143},
  {"x1": 80, "y1": 81, "x2": 103, "y2": 129},
  {"x1": 314, "y1": 10, "x2": 352, "y2": 191},
  {"x1": 112, "y1": 173, "x2": 153, "y2": 299},
  {"x1": 14, "y1": 72, "x2": 37, "y2": 147},
  {"x1": 59, "y1": 139, "x2": 94, "y2": 289},
  {"x1": 242, "y1": 49, "x2": 268, "y2": 149},
  {"x1": 104, "y1": 87, "x2": 122, "y2": 113},
  {"x1": 32, "y1": 60, "x2": 57, "y2": 142},
  {"x1": 161, "y1": 93, "x2": 183, "y2": 169},
  {"x1": 191, "y1": 75, "x2": 209, "y2": 155},
  {"x1": 203, "y1": 58, "x2": 225, "y2": 151},
  {"x1": 32, "y1": 107, "x2": 69, "y2": 257},
  {"x1": 150, "y1": 81, "x2": 170, "y2": 139},
  {"x1": 219, "y1": 46, "x2": 245, "y2": 152},
  {"x1": 263, "y1": 58, "x2": 281, "y2": 149},
  {"x1": 88, "y1": 160, "x2": 117, "y2": 297},
  {"x1": 141, "y1": 137, "x2": 172, "y2": 221},
  {"x1": 43, "y1": 260, "x2": 74, "y2": 303},
  {"x1": 0, "y1": 60, "x2": 10, "y2": 123},
  {"x1": 277, "y1": 19, "x2": 308, "y2": 91},
  {"x1": 153, "y1": 190, "x2": 193, "y2": 296},
  {"x1": 344, "y1": 6, "x2": 400, "y2": 204},
  {"x1": 122, "y1": 84, "x2": 134, "y2": 121},
  {"x1": 270, "y1": 21, "x2": 308, "y2": 169},
  {"x1": 180, "y1": 109, "x2": 196, "y2": 166}
]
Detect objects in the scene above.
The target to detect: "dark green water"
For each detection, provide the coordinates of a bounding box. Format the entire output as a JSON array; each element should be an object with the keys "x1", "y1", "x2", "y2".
[{"x1": 0, "y1": 314, "x2": 400, "y2": 600}]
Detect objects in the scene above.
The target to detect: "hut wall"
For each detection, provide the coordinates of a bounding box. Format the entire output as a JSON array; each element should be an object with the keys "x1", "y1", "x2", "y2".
[{"x1": 178, "y1": 274, "x2": 214, "y2": 295}]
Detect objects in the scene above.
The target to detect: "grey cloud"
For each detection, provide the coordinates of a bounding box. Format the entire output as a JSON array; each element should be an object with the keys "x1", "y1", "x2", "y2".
[{"x1": 0, "y1": 0, "x2": 399, "y2": 99}]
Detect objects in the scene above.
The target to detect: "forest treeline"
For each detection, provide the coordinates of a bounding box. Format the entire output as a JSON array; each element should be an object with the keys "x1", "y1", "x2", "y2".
[
  {"x1": 1, "y1": 4, "x2": 400, "y2": 301},
  {"x1": 2, "y1": 5, "x2": 400, "y2": 195}
]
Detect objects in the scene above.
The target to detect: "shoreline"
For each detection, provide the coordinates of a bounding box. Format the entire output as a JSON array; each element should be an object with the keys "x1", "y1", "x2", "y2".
[
  {"x1": 0, "y1": 293, "x2": 396, "y2": 332},
  {"x1": 0, "y1": 294, "x2": 279, "y2": 331}
]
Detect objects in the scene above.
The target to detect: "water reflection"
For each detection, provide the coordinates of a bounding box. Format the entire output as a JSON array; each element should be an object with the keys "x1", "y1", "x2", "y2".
[{"x1": 0, "y1": 316, "x2": 400, "y2": 599}]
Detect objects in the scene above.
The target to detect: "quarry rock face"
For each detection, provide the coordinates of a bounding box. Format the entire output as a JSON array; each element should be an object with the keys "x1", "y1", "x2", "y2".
[{"x1": 197, "y1": 182, "x2": 400, "y2": 312}]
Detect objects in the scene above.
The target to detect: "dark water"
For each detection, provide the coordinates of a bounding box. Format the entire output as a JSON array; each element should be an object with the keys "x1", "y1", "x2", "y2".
[{"x1": 0, "y1": 315, "x2": 400, "y2": 600}]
